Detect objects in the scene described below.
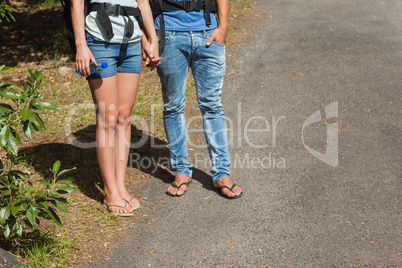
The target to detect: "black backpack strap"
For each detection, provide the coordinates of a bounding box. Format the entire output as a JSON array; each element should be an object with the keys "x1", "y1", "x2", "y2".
[
  {"x1": 158, "y1": 0, "x2": 166, "y2": 50},
  {"x1": 121, "y1": 7, "x2": 134, "y2": 38},
  {"x1": 204, "y1": 0, "x2": 211, "y2": 25},
  {"x1": 156, "y1": 0, "x2": 216, "y2": 50},
  {"x1": 90, "y1": 3, "x2": 142, "y2": 39},
  {"x1": 96, "y1": 5, "x2": 114, "y2": 39},
  {"x1": 160, "y1": 0, "x2": 216, "y2": 13}
]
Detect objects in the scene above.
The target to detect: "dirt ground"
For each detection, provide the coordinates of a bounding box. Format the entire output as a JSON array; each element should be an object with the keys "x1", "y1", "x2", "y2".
[{"x1": 0, "y1": 1, "x2": 260, "y2": 266}]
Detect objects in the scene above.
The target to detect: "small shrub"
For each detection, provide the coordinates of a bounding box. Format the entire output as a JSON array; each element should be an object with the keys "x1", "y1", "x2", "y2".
[{"x1": 0, "y1": 67, "x2": 76, "y2": 239}]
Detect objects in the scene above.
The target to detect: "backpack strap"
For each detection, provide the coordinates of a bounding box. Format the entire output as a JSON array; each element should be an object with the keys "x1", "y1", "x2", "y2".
[
  {"x1": 90, "y1": 2, "x2": 142, "y2": 39},
  {"x1": 154, "y1": 0, "x2": 217, "y2": 50},
  {"x1": 204, "y1": 0, "x2": 211, "y2": 25},
  {"x1": 158, "y1": 0, "x2": 216, "y2": 14},
  {"x1": 158, "y1": 0, "x2": 166, "y2": 49}
]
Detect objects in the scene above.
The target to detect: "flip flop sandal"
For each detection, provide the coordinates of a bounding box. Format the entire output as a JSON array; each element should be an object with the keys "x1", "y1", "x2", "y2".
[
  {"x1": 123, "y1": 197, "x2": 141, "y2": 211},
  {"x1": 217, "y1": 183, "x2": 243, "y2": 199},
  {"x1": 104, "y1": 202, "x2": 134, "y2": 217},
  {"x1": 166, "y1": 180, "x2": 192, "y2": 197}
]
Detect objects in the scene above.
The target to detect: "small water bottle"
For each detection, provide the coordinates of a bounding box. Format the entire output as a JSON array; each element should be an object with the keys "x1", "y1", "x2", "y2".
[{"x1": 75, "y1": 62, "x2": 108, "y2": 76}]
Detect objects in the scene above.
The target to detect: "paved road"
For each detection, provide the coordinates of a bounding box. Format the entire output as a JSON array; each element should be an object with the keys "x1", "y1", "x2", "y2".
[{"x1": 96, "y1": 0, "x2": 401, "y2": 267}]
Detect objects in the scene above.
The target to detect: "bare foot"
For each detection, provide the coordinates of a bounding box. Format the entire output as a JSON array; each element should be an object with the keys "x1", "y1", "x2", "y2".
[
  {"x1": 118, "y1": 189, "x2": 140, "y2": 209},
  {"x1": 213, "y1": 177, "x2": 243, "y2": 199},
  {"x1": 166, "y1": 174, "x2": 192, "y2": 196},
  {"x1": 104, "y1": 195, "x2": 133, "y2": 214}
]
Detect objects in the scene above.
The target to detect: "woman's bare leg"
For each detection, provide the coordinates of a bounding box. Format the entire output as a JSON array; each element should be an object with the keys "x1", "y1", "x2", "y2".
[
  {"x1": 115, "y1": 72, "x2": 140, "y2": 208},
  {"x1": 88, "y1": 77, "x2": 133, "y2": 214}
]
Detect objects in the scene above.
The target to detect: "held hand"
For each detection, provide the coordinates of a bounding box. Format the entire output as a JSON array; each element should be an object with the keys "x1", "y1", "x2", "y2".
[
  {"x1": 147, "y1": 41, "x2": 161, "y2": 70},
  {"x1": 141, "y1": 34, "x2": 150, "y2": 63},
  {"x1": 142, "y1": 37, "x2": 161, "y2": 71},
  {"x1": 206, "y1": 26, "x2": 228, "y2": 46},
  {"x1": 75, "y1": 44, "x2": 98, "y2": 77}
]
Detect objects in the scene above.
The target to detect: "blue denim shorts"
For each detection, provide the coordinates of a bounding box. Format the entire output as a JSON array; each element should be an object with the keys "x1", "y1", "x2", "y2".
[{"x1": 85, "y1": 32, "x2": 141, "y2": 80}]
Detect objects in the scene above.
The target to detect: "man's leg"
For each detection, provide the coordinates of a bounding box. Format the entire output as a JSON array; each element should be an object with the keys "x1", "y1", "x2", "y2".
[
  {"x1": 191, "y1": 30, "x2": 242, "y2": 198},
  {"x1": 157, "y1": 31, "x2": 193, "y2": 196}
]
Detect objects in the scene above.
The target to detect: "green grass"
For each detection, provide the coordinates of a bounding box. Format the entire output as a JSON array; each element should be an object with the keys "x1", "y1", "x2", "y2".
[
  {"x1": 18, "y1": 232, "x2": 81, "y2": 268},
  {"x1": 133, "y1": 78, "x2": 164, "y2": 122},
  {"x1": 229, "y1": 11, "x2": 242, "y2": 17},
  {"x1": 240, "y1": 2, "x2": 251, "y2": 8},
  {"x1": 81, "y1": 226, "x2": 93, "y2": 232},
  {"x1": 101, "y1": 219, "x2": 120, "y2": 226},
  {"x1": 40, "y1": 0, "x2": 60, "y2": 7},
  {"x1": 186, "y1": 79, "x2": 197, "y2": 98},
  {"x1": 77, "y1": 202, "x2": 121, "y2": 227}
]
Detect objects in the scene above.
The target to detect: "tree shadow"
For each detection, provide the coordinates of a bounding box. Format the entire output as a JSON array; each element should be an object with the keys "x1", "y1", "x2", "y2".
[{"x1": 21, "y1": 124, "x2": 215, "y2": 202}]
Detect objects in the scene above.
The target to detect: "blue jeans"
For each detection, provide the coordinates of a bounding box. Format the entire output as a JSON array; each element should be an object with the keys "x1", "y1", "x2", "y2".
[{"x1": 157, "y1": 30, "x2": 231, "y2": 183}]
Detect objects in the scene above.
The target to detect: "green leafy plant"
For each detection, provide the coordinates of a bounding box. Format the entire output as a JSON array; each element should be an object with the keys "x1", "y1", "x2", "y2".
[
  {"x1": 0, "y1": 160, "x2": 77, "y2": 238},
  {"x1": 0, "y1": 68, "x2": 76, "y2": 239},
  {"x1": 0, "y1": 69, "x2": 61, "y2": 156},
  {"x1": 0, "y1": 1, "x2": 17, "y2": 22}
]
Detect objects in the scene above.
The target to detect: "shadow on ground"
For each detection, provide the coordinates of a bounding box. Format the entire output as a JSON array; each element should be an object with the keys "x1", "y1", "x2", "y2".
[
  {"x1": 1, "y1": 1, "x2": 71, "y2": 67},
  {"x1": 21, "y1": 124, "x2": 215, "y2": 202}
]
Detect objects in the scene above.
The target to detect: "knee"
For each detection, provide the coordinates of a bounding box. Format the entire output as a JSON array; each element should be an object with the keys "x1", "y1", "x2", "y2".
[
  {"x1": 198, "y1": 99, "x2": 224, "y2": 116},
  {"x1": 162, "y1": 85, "x2": 186, "y2": 117},
  {"x1": 117, "y1": 113, "x2": 132, "y2": 127},
  {"x1": 97, "y1": 112, "x2": 118, "y2": 132},
  {"x1": 163, "y1": 101, "x2": 185, "y2": 117}
]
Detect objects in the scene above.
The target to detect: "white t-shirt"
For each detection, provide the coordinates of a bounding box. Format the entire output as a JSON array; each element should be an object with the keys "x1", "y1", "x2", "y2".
[{"x1": 85, "y1": 0, "x2": 142, "y2": 43}]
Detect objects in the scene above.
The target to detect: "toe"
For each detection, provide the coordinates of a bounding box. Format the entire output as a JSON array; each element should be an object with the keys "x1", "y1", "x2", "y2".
[
  {"x1": 108, "y1": 204, "x2": 132, "y2": 214},
  {"x1": 167, "y1": 176, "x2": 190, "y2": 196},
  {"x1": 167, "y1": 186, "x2": 177, "y2": 195},
  {"x1": 227, "y1": 190, "x2": 236, "y2": 198},
  {"x1": 130, "y1": 198, "x2": 139, "y2": 207},
  {"x1": 176, "y1": 185, "x2": 187, "y2": 196},
  {"x1": 213, "y1": 177, "x2": 242, "y2": 198},
  {"x1": 233, "y1": 186, "x2": 242, "y2": 196},
  {"x1": 110, "y1": 207, "x2": 119, "y2": 214},
  {"x1": 222, "y1": 188, "x2": 235, "y2": 198}
]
